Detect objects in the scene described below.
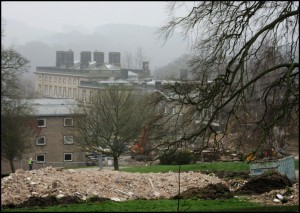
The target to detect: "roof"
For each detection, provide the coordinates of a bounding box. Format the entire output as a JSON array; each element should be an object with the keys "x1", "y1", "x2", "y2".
[{"x1": 29, "y1": 98, "x2": 80, "y2": 116}]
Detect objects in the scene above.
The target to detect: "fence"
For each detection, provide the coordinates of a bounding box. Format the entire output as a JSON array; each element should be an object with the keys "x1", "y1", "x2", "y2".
[{"x1": 249, "y1": 155, "x2": 296, "y2": 182}]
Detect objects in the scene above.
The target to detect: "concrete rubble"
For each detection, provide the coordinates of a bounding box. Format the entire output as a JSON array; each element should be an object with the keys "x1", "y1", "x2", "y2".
[
  {"x1": 1, "y1": 166, "x2": 298, "y2": 207},
  {"x1": 1, "y1": 167, "x2": 225, "y2": 206}
]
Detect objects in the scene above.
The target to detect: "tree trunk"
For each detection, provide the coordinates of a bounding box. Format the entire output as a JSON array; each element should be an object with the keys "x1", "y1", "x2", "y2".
[
  {"x1": 113, "y1": 157, "x2": 119, "y2": 170},
  {"x1": 9, "y1": 159, "x2": 15, "y2": 173}
]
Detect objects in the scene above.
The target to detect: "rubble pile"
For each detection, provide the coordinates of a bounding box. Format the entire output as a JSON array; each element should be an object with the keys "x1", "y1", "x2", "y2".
[
  {"x1": 1, "y1": 167, "x2": 225, "y2": 206},
  {"x1": 249, "y1": 183, "x2": 299, "y2": 206}
]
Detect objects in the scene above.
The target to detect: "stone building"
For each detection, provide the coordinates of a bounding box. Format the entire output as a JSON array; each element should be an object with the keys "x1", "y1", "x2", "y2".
[
  {"x1": 34, "y1": 50, "x2": 152, "y2": 100},
  {"x1": 1, "y1": 98, "x2": 85, "y2": 174}
]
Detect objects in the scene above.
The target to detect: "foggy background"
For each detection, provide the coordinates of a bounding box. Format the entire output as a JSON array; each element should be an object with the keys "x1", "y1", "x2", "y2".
[{"x1": 2, "y1": 1, "x2": 193, "y2": 84}]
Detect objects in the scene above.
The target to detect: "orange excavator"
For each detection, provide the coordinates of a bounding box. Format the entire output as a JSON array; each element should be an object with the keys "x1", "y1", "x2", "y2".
[{"x1": 130, "y1": 126, "x2": 149, "y2": 157}]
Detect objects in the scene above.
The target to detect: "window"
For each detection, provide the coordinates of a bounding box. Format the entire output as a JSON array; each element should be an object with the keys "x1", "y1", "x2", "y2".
[
  {"x1": 164, "y1": 106, "x2": 168, "y2": 114},
  {"x1": 59, "y1": 77, "x2": 62, "y2": 83},
  {"x1": 36, "y1": 154, "x2": 45, "y2": 163},
  {"x1": 64, "y1": 135, "x2": 74, "y2": 144},
  {"x1": 59, "y1": 87, "x2": 62, "y2": 97},
  {"x1": 68, "y1": 88, "x2": 72, "y2": 98},
  {"x1": 37, "y1": 118, "x2": 46, "y2": 127},
  {"x1": 44, "y1": 76, "x2": 47, "y2": 82},
  {"x1": 73, "y1": 88, "x2": 77, "y2": 99},
  {"x1": 63, "y1": 87, "x2": 66, "y2": 97},
  {"x1": 36, "y1": 136, "x2": 46, "y2": 145},
  {"x1": 38, "y1": 75, "x2": 42, "y2": 81},
  {"x1": 54, "y1": 86, "x2": 57, "y2": 96},
  {"x1": 82, "y1": 90, "x2": 86, "y2": 102},
  {"x1": 44, "y1": 85, "x2": 48, "y2": 95},
  {"x1": 49, "y1": 77, "x2": 52, "y2": 82},
  {"x1": 49, "y1": 86, "x2": 52, "y2": 96},
  {"x1": 64, "y1": 153, "x2": 73, "y2": 161},
  {"x1": 64, "y1": 118, "x2": 73, "y2": 126},
  {"x1": 73, "y1": 78, "x2": 77, "y2": 85},
  {"x1": 63, "y1": 78, "x2": 66, "y2": 83},
  {"x1": 38, "y1": 84, "x2": 42, "y2": 93},
  {"x1": 54, "y1": 77, "x2": 57, "y2": 82},
  {"x1": 68, "y1": 78, "x2": 72, "y2": 84}
]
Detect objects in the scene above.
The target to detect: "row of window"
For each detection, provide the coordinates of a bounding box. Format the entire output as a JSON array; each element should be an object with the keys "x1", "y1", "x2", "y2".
[
  {"x1": 35, "y1": 153, "x2": 73, "y2": 163},
  {"x1": 38, "y1": 75, "x2": 77, "y2": 85},
  {"x1": 37, "y1": 118, "x2": 73, "y2": 127},
  {"x1": 38, "y1": 85, "x2": 78, "y2": 98},
  {"x1": 36, "y1": 135, "x2": 74, "y2": 145}
]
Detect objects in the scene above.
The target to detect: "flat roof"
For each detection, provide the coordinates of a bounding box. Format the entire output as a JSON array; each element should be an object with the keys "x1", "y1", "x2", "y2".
[{"x1": 29, "y1": 98, "x2": 80, "y2": 116}]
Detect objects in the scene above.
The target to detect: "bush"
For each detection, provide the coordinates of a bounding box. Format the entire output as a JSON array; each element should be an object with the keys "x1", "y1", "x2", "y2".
[{"x1": 159, "y1": 149, "x2": 194, "y2": 165}]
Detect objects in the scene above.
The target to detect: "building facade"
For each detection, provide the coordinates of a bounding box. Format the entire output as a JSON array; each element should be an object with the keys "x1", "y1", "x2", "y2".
[
  {"x1": 1, "y1": 98, "x2": 86, "y2": 174},
  {"x1": 34, "y1": 50, "x2": 152, "y2": 100}
]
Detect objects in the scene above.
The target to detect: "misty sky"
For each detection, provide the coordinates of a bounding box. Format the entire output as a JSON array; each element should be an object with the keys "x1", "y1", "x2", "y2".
[{"x1": 2, "y1": 1, "x2": 173, "y2": 32}]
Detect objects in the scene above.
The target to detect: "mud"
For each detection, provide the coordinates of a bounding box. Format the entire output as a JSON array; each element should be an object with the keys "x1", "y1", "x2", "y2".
[
  {"x1": 236, "y1": 170, "x2": 292, "y2": 194},
  {"x1": 174, "y1": 183, "x2": 233, "y2": 200}
]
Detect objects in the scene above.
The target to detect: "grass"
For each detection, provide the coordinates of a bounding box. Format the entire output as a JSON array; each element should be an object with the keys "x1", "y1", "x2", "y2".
[
  {"x1": 1, "y1": 199, "x2": 298, "y2": 212},
  {"x1": 120, "y1": 161, "x2": 250, "y2": 173}
]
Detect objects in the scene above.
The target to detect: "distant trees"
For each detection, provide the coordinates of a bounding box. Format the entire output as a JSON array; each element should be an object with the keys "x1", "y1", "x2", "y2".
[
  {"x1": 158, "y1": 1, "x2": 299, "y2": 154},
  {"x1": 74, "y1": 85, "x2": 156, "y2": 170},
  {"x1": 1, "y1": 29, "x2": 34, "y2": 173},
  {"x1": 122, "y1": 47, "x2": 149, "y2": 69}
]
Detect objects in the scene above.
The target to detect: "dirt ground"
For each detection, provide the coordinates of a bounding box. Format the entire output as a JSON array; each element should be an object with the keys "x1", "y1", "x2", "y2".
[{"x1": 1, "y1": 166, "x2": 298, "y2": 209}]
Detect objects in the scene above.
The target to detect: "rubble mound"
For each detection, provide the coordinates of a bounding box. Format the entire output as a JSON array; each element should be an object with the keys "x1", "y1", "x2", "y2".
[
  {"x1": 236, "y1": 170, "x2": 292, "y2": 194},
  {"x1": 1, "y1": 167, "x2": 225, "y2": 208},
  {"x1": 174, "y1": 183, "x2": 233, "y2": 200}
]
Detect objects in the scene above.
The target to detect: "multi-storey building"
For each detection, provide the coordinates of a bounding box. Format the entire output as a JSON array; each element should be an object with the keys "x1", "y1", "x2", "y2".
[
  {"x1": 1, "y1": 98, "x2": 85, "y2": 174},
  {"x1": 34, "y1": 50, "x2": 152, "y2": 100}
]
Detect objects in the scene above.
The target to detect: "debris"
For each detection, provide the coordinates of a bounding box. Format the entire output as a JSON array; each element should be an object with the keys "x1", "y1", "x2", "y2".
[{"x1": 276, "y1": 194, "x2": 283, "y2": 200}]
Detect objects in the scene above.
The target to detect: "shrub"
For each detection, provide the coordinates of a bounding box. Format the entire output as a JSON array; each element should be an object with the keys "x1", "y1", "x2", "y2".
[{"x1": 159, "y1": 149, "x2": 194, "y2": 165}]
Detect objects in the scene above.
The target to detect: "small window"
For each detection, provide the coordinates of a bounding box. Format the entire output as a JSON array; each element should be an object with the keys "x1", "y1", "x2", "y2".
[
  {"x1": 172, "y1": 107, "x2": 176, "y2": 114},
  {"x1": 59, "y1": 77, "x2": 62, "y2": 83},
  {"x1": 63, "y1": 78, "x2": 66, "y2": 83},
  {"x1": 73, "y1": 78, "x2": 77, "y2": 85},
  {"x1": 64, "y1": 118, "x2": 73, "y2": 126},
  {"x1": 68, "y1": 79, "x2": 71, "y2": 84},
  {"x1": 64, "y1": 153, "x2": 73, "y2": 161},
  {"x1": 38, "y1": 75, "x2": 42, "y2": 81},
  {"x1": 37, "y1": 119, "x2": 46, "y2": 127},
  {"x1": 36, "y1": 154, "x2": 45, "y2": 163},
  {"x1": 36, "y1": 136, "x2": 46, "y2": 145},
  {"x1": 49, "y1": 77, "x2": 52, "y2": 82},
  {"x1": 54, "y1": 77, "x2": 57, "y2": 82},
  {"x1": 64, "y1": 135, "x2": 74, "y2": 144}
]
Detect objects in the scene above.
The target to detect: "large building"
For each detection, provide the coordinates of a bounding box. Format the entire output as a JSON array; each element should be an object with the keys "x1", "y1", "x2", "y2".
[
  {"x1": 1, "y1": 98, "x2": 85, "y2": 174},
  {"x1": 34, "y1": 50, "x2": 152, "y2": 100}
]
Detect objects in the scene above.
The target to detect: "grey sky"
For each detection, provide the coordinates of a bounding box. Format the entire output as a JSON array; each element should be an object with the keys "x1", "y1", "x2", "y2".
[{"x1": 2, "y1": 1, "x2": 170, "y2": 32}]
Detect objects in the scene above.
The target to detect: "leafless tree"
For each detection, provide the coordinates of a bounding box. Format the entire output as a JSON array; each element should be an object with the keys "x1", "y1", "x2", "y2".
[
  {"x1": 74, "y1": 86, "x2": 156, "y2": 170},
  {"x1": 158, "y1": 1, "x2": 299, "y2": 154},
  {"x1": 121, "y1": 47, "x2": 148, "y2": 69},
  {"x1": 1, "y1": 30, "x2": 34, "y2": 172}
]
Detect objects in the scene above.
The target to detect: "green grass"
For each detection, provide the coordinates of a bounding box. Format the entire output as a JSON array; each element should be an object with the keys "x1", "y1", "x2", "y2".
[
  {"x1": 120, "y1": 159, "x2": 299, "y2": 174},
  {"x1": 1, "y1": 199, "x2": 298, "y2": 212},
  {"x1": 120, "y1": 161, "x2": 250, "y2": 173}
]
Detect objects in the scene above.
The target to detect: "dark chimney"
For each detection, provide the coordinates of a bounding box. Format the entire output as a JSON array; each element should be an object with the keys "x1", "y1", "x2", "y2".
[
  {"x1": 56, "y1": 51, "x2": 66, "y2": 67},
  {"x1": 94, "y1": 51, "x2": 104, "y2": 67},
  {"x1": 142, "y1": 61, "x2": 149, "y2": 71},
  {"x1": 80, "y1": 51, "x2": 92, "y2": 69},
  {"x1": 109, "y1": 52, "x2": 121, "y2": 67},
  {"x1": 65, "y1": 50, "x2": 74, "y2": 68}
]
